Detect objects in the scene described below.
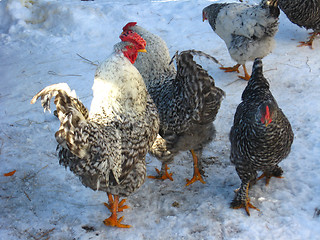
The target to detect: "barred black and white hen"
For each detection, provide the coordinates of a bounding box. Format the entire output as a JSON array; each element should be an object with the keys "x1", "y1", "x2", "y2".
[
  {"x1": 203, "y1": 0, "x2": 280, "y2": 80},
  {"x1": 122, "y1": 23, "x2": 225, "y2": 186},
  {"x1": 278, "y1": 0, "x2": 320, "y2": 48},
  {"x1": 150, "y1": 51, "x2": 225, "y2": 186},
  {"x1": 31, "y1": 31, "x2": 159, "y2": 228},
  {"x1": 229, "y1": 58, "x2": 294, "y2": 215}
]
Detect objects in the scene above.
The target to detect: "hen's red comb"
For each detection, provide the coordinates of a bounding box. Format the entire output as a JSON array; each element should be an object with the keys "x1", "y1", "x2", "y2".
[
  {"x1": 120, "y1": 30, "x2": 146, "y2": 49},
  {"x1": 122, "y1": 22, "x2": 137, "y2": 31}
]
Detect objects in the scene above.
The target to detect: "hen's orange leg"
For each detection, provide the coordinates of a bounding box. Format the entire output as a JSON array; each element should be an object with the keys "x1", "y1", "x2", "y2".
[
  {"x1": 231, "y1": 183, "x2": 260, "y2": 216},
  {"x1": 103, "y1": 194, "x2": 131, "y2": 228},
  {"x1": 148, "y1": 164, "x2": 173, "y2": 181},
  {"x1": 298, "y1": 32, "x2": 320, "y2": 49},
  {"x1": 220, "y1": 63, "x2": 241, "y2": 73},
  {"x1": 220, "y1": 64, "x2": 250, "y2": 80},
  {"x1": 185, "y1": 150, "x2": 206, "y2": 186},
  {"x1": 257, "y1": 172, "x2": 284, "y2": 186},
  {"x1": 238, "y1": 64, "x2": 251, "y2": 81}
]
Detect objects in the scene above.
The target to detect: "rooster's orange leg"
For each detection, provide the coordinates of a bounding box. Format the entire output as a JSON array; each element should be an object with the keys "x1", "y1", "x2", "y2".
[
  {"x1": 103, "y1": 194, "x2": 131, "y2": 228},
  {"x1": 298, "y1": 32, "x2": 320, "y2": 49},
  {"x1": 104, "y1": 193, "x2": 129, "y2": 212},
  {"x1": 220, "y1": 63, "x2": 241, "y2": 73},
  {"x1": 231, "y1": 183, "x2": 260, "y2": 216},
  {"x1": 185, "y1": 150, "x2": 206, "y2": 186},
  {"x1": 148, "y1": 164, "x2": 173, "y2": 181}
]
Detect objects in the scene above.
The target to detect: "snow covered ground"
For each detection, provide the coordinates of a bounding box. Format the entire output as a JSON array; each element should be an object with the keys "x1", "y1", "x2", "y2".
[{"x1": 1, "y1": 0, "x2": 320, "y2": 239}]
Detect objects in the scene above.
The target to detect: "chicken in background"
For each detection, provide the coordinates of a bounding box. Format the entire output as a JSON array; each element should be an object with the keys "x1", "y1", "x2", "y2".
[
  {"x1": 31, "y1": 31, "x2": 159, "y2": 228},
  {"x1": 229, "y1": 58, "x2": 294, "y2": 215},
  {"x1": 123, "y1": 21, "x2": 225, "y2": 187},
  {"x1": 278, "y1": 0, "x2": 320, "y2": 48},
  {"x1": 203, "y1": 0, "x2": 280, "y2": 80}
]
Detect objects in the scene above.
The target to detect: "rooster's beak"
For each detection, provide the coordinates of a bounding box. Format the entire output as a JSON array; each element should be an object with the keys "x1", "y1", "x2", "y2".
[{"x1": 138, "y1": 49, "x2": 147, "y2": 53}]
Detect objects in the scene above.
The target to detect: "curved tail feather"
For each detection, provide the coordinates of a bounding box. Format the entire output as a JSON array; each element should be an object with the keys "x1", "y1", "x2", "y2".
[{"x1": 31, "y1": 83, "x2": 90, "y2": 158}]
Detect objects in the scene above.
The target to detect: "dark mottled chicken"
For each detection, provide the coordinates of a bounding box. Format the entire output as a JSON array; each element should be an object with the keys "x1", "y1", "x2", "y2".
[
  {"x1": 203, "y1": 0, "x2": 280, "y2": 80},
  {"x1": 278, "y1": 0, "x2": 320, "y2": 48},
  {"x1": 229, "y1": 58, "x2": 294, "y2": 215},
  {"x1": 31, "y1": 31, "x2": 159, "y2": 228},
  {"x1": 149, "y1": 51, "x2": 225, "y2": 186},
  {"x1": 123, "y1": 21, "x2": 225, "y2": 186}
]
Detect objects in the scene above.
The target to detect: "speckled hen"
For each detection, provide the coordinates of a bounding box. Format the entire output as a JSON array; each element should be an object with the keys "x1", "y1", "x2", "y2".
[
  {"x1": 202, "y1": 0, "x2": 280, "y2": 80},
  {"x1": 278, "y1": 0, "x2": 320, "y2": 48},
  {"x1": 123, "y1": 21, "x2": 225, "y2": 187},
  {"x1": 30, "y1": 31, "x2": 159, "y2": 228},
  {"x1": 229, "y1": 58, "x2": 294, "y2": 215}
]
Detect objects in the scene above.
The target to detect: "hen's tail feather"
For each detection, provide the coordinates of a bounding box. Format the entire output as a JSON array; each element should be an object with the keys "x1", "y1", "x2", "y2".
[
  {"x1": 175, "y1": 51, "x2": 225, "y2": 124},
  {"x1": 31, "y1": 83, "x2": 90, "y2": 158},
  {"x1": 183, "y1": 49, "x2": 223, "y2": 67},
  {"x1": 170, "y1": 50, "x2": 223, "y2": 67}
]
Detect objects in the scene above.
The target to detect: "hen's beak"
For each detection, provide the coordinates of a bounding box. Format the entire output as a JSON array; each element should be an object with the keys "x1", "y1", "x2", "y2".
[
  {"x1": 138, "y1": 48, "x2": 147, "y2": 53},
  {"x1": 202, "y1": 11, "x2": 207, "y2": 22}
]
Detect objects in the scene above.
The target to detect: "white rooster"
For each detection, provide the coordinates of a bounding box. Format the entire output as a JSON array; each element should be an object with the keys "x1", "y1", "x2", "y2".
[{"x1": 31, "y1": 30, "x2": 159, "y2": 228}]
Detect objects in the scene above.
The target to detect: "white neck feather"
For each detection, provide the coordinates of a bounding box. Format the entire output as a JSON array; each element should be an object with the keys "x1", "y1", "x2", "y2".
[{"x1": 89, "y1": 51, "x2": 147, "y2": 117}]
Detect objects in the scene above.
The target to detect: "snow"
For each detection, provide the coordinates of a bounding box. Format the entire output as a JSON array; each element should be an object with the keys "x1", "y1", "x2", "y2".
[{"x1": 1, "y1": 0, "x2": 320, "y2": 239}]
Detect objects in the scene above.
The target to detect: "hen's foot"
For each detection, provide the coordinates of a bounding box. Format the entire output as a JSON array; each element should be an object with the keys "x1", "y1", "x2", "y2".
[
  {"x1": 298, "y1": 32, "x2": 319, "y2": 49},
  {"x1": 230, "y1": 183, "x2": 259, "y2": 216},
  {"x1": 220, "y1": 64, "x2": 250, "y2": 80},
  {"x1": 257, "y1": 170, "x2": 283, "y2": 186},
  {"x1": 230, "y1": 198, "x2": 260, "y2": 216},
  {"x1": 186, "y1": 150, "x2": 206, "y2": 186},
  {"x1": 220, "y1": 64, "x2": 240, "y2": 73},
  {"x1": 148, "y1": 164, "x2": 173, "y2": 181},
  {"x1": 238, "y1": 64, "x2": 250, "y2": 80},
  {"x1": 103, "y1": 194, "x2": 131, "y2": 228},
  {"x1": 185, "y1": 171, "x2": 206, "y2": 186}
]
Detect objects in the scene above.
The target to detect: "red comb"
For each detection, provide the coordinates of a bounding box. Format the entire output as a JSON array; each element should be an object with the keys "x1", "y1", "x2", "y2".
[
  {"x1": 120, "y1": 30, "x2": 146, "y2": 49},
  {"x1": 122, "y1": 22, "x2": 137, "y2": 31}
]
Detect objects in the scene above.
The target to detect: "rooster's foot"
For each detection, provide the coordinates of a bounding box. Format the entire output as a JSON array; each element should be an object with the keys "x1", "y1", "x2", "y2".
[
  {"x1": 103, "y1": 194, "x2": 131, "y2": 228},
  {"x1": 103, "y1": 215, "x2": 131, "y2": 228}
]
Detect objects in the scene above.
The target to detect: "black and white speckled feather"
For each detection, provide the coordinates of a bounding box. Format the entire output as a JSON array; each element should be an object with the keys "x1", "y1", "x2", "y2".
[
  {"x1": 229, "y1": 58, "x2": 294, "y2": 211},
  {"x1": 203, "y1": 0, "x2": 280, "y2": 65},
  {"x1": 31, "y1": 41, "x2": 160, "y2": 198}
]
